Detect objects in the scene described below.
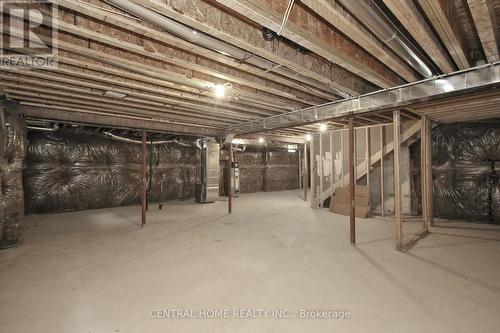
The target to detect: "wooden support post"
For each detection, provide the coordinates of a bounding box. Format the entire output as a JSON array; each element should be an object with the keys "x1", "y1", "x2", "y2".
[
  {"x1": 393, "y1": 111, "x2": 403, "y2": 251},
  {"x1": 348, "y1": 117, "x2": 356, "y2": 245},
  {"x1": 228, "y1": 144, "x2": 233, "y2": 214},
  {"x1": 421, "y1": 115, "x2": 428, "y2": 230},
  {"x1": 141, "y1": 131, "x2": 147, "y2": 227},
  {"x1": 330, "y1": 131, "x2": 334, "y2": 197},
  {"x1": 380, "y1": 125, "x2": 385, "y2": 217},
  {"x1": 425, "y1": 117, "x2": 433, "y2": 226},
  {"x1": 340, "y1": 131, "x2": 344, "y2": 187},
  {"x1": 303, "y1": 143, "x2": 308, "y2": 201}
]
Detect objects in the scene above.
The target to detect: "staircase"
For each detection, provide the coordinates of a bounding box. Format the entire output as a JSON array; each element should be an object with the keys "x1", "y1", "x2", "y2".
[{"x1": 312, "y1": 121, "x2": 422, "y2": 208}]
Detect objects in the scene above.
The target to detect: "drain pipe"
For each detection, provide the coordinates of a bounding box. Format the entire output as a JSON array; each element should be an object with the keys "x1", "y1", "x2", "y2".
[
  {"x1": 104, "y1": 132, "x2": 197, "y2": 148},
  {"x1": 105, "y1": 0, "x2": 349, "y2": 98},
  {"x1": 337, "y1": 0, "x2": 433, "y2": 78},
  {"x1": 277, "y1": 0, "x2": 295, "y2": 36}
]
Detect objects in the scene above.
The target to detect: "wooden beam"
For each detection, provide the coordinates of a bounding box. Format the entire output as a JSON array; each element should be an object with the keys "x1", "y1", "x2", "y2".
[
  {"x1": 300, "y1": 0, "x2": 418, "y2": 82},
  {"x1": 382, "y1": 0, "x2": 455, "y2": 73},
  {"x1": 141, "y1": 131, "x2": 147, "y2": 227},
  {"x1": 349, "y1": 117, "x2": 356, "y2": 245},
  {"x1": 215, "y1": 0, "x2": 403, "y2": 88},
  {"x1": 41, "y1": 18, "x2": 310, "y2": 108},
  {"x1": 0, "y1": 68, "x2": 274, "y2": 118},
  {"x1": 132, "y1": 0, "x2": 374, "y2": 95},
  {"x1": 12, "y1": 103, "x2": 223, "y2": 136},
  {"x1": 467, "y1": 0, "x2": 500, "y2": 62},
  {"x1": 56, "y1": 0, "x2": 338, "y2": 102},
  {"x1": 418, "y1": 0, "x2": 471, "y2": 69},
  {"x1": 1, "y1": 79, "x2": 245, "y2": 124},
  {"x1": 393, "y1": 110, "x2": 403, "y2": 250}
]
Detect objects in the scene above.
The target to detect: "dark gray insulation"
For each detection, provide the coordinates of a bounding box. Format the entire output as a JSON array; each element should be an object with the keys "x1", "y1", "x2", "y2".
[
  {"x1": 24, "y1": 130, "x2": 199, "y2": 214},
  {"x1": 1, "y1": 113, "x2": 27, "y2": 245},
  {"x1": 411, "y1": 121, "x2": 500, "y2": 222},
  {"x1": 232, "y1": 146, "x2": 299, "y2": 193}
]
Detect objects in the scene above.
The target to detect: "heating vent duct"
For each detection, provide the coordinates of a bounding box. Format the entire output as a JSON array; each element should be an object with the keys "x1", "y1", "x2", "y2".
[
  {"x1": 106, "y1": 0, "x2": 348, "y2": 98},
  {"x1": 337, "y1": 0, "x2": 434, "y2": 78}
]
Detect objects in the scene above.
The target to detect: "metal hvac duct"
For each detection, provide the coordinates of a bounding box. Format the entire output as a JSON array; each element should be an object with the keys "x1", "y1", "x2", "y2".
[
  {"x1": 337, "y1": 0, "x2": 433, "y2": 78},
  {"x1": 106, "y1": 0, "x2": 349, "y2": 98}
]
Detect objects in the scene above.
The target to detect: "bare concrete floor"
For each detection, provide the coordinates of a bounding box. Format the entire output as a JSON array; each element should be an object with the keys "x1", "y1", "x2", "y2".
[{"x1": 1, "y1": 190, "x2": 500, "y2": 333}]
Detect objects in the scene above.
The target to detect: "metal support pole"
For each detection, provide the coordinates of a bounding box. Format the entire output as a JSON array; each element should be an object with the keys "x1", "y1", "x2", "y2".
[
  {"x1": 319, "y1": 132, "x2": 323, "y2": 208},
  {"x1": 310, "y1": 139, "x2": 316, "y2": 208},
  {"x1": 147, "y1": 137, "x2": 153, "y2": 211},
  {"x1": 366, "y1": 127, "x2": 371, "y2": 189},
  {"x1": 228, "y1": 144, "x2": 233, "y2": 214},
  {"x1": 393, "y1": 111, "x2": 403, "y2": 251},
  {"x1": 330, "y1": 131, "x2": 334, "y2": 197},
  {"x1": 303, "y1": 143, "x2": 308, "y2": 201},
  {"x1": 348, "y1": 117, "x2": 356, "y2": 245},
  {"x1": 380, "y1": 125, "x2": 385, "y2": 217},
  {"x1": 298, "y1": 148, "x2": 302, "y2": 189},
  {"x1": 141, "y1": 131, "x2": 147, "y2": 227}
]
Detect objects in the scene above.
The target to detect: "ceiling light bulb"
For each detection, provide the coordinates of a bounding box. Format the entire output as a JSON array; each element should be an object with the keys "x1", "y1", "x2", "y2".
[
  {"x1": 214, "y1": 84, "x2": 225, "y2": 98},
  {"x1": 258, "y1": 137, "x2": 265, "y2": 144},
  {"x1": 305, "y1": 134, "x2": 312, "y2": 141},
  {"x1": 319, "y1": 123, "x2": 327, "y2": 132}
]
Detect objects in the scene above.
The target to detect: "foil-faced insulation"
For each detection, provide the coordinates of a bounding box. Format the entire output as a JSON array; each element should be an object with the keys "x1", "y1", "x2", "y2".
[
  {"x1": 24, "y1": 130, "x2": 198, "y2": 214},
  {"x1": 1, "y1": 113, "x2": 27, "y2": 246},
  {"x1": 222, "y1": 146, "x2": 299, "y2": 193},
  {"x1": 411, "y1": 121, "x2": 500, "y2": 222}
]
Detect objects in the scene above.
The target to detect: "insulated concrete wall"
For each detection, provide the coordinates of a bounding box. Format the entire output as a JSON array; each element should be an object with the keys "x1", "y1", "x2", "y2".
[
  {"x1": 227, "y1": 146, "x2": 299, "y2": 194},
  {"x1": 411, "y1": 121, "x2": 500, "y2": 222},
  {"x1": 1, "y1": 113, "x2": 27, "y2": 246},
  {"x1": 23, "y1": 130, "x2": 199, "y2": 214}
]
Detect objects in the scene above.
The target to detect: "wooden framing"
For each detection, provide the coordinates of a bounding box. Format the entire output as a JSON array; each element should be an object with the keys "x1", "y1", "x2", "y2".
[
  {"x1": 421, "y1": 115, "x2": 429, "y2": 229},
  {"x1": 417, "y1": 0, "x2": 471, "y2": 69},
  {"x1": 467, "y1": 0, "x2": 499, "y2": 62},
  {"x1": 393, "y1": 110, "x2": 403, "y2": 250},
  {"x1": 382, "y1": 0, "x2": 455, "y2": 73},
  {"x1": 303, "y1": 143, "x2": 308, "y2": 201},
  {"x1": 300, "y1": 0, "x2": 418, "y2": 82},
  {"x1": 214, "y1": 0, "x2": 403, "y2": 88},
  {"x1": 348, "y1": 117, "x2": 356, "y2": 245},
  {"x1": 132, "y1": 0, "x2": 372, "y2": 96},
  {"x1": 424, "y1": 117, "x2": 434, "y2": 226}
]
